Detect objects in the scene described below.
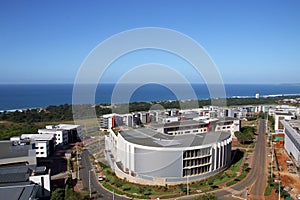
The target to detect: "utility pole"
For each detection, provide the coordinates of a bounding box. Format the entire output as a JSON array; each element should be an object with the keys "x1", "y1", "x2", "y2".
[{"x1": 77, "y1": 145, "x2": 80, "y2": 180}]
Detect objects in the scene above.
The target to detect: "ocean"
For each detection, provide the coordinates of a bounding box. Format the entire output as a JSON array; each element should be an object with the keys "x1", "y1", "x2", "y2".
[{"x1": 0, "y1": 83, "x2": 300, "y2": 111}]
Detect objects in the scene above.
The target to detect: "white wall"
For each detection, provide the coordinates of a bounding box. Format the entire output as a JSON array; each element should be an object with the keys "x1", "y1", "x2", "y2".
[
  {"x1": 35, "y1": 141, "x2": 49, "y2": 158},
  {"x1": 29, "y1": 174, "x2": 51, "y2": 197}
]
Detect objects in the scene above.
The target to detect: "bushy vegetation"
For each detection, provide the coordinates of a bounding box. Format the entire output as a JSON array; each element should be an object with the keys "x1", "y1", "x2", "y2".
[
  {"x1": 50, "y1": 178, "x2": 89, "y2": 200},
  {"x1": 226, "y1": 163, "x2": 250, "y2": 186},
  {"x1": 234, "y1": 126, "x2": 256, "y2": 144},
  {"x1": 0, "y1": 122, "x2": 44, "y2": 140}
]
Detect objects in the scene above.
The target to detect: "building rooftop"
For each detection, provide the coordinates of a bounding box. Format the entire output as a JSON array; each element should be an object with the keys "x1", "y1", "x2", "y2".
[
  {"x1": 38, "y1": 128, "x2": 61, "y2": 133},
  {"x1": 275, "y1": 111, "x2": 293, "y2": 116},
  {"x1": 288, "y1": 120, "x2": 300, "y2": 129},
  {"x1": 56, "y1": 124, "x2": 80, "y2": 130},
  {"x1": 0, "y1": 141, "x2": 32, "y2": 160},
  {"x1": 0, "y1": 166, "x2": 31, "y2": 184},
  {"x1": 119, "y1": 128, "x2": 231, "y2": 148},
  {"x1": 0, "y1": 184, "x2": 38, "y2": 200},
  {"x1": 21, "y1": 134, "x2": 54, "y2": 141}
]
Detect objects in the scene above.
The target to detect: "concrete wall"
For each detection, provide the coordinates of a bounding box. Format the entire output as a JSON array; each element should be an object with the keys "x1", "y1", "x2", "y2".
[{"x1": 134, "y1": 148, "x2": 182, "y2": 178}]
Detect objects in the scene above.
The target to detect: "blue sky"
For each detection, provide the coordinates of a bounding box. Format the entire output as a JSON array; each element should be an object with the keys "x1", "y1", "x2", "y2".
[{"x1": 0, "y1": 0, "x2": 299, "y2": 84}]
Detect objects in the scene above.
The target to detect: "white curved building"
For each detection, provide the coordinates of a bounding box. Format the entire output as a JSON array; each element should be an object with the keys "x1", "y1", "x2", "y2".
[{"x1": 105, "y1": 128, "x2": 232, "y2": 185}]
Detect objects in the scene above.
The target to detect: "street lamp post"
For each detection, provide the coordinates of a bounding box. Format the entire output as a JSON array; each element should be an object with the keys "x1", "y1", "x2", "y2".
[
  {"x1": 89, "y1": 169, "x2": 91, "y2": 198},
  {"x1": 186, "y1": 176, "x2": 189, "y2": 196},
  {"x1": 278, "y1": 180, "x2": 281, "y2": 200},
  {"x1": 89, "y1": 169, "x2": 94, "y2": 198}
]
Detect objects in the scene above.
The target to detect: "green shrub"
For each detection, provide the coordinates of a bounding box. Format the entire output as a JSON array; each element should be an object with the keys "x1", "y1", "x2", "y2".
[
  {"x1": 143, "y1": 189, "x2": 153, "y2": 195},
  {"x1": 264, "y1": 185, "x2": 272, "y2": 196},
  {"x1": 121, "y1": 184, "x2": 131, "y2": 191}
]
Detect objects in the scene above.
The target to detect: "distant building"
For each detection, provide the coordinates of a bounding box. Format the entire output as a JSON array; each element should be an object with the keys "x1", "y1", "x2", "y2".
[
  {"x1": 100, "y1": 114, "x2": 115, "y2": 130},
  {"x1": 45, "y1": 124, "x2": 82, "y2": 143},
  {"x1": 38, "y1": 124, "x2": 81, "y2": 145},
  {"x1": 149, "y1": 120, "x2": 210, "y2": 135},
  {"x1": 212, "y1": 117, "x2": 241, "y2": 138},
  {"x1": 255, "y1": 93, "x2": 260, "y2": 99},
  {"x1": 274, "y1": 111, "x2": 294, "y2": 133},
  {"x1": 38, "y1": 128, "x2": 68, "y2": 145}
]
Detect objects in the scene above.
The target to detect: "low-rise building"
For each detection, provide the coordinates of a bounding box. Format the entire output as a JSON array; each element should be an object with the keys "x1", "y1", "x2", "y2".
[
  {"x1": 274, "y1": 111, "x2": 294, "y2": 133},
  {"x1": 281, "y1": 120, "x2": 300, "y2": 167},
  {"x1": 45, "y1": 124, "x2": 82, "y2": 143},
  {"x1": 20, "y1": 134, "x2": 55, "y2": 158},
  {"x1": 212, "y1": 117, "x2": 241, "y2": 138},
  {"x1": 38, "y1": 128, "x2": 68, "y2": 145}
]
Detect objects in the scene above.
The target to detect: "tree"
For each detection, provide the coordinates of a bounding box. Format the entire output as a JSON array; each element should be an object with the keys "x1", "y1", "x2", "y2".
[{"x1": 235, "y1": 131, "x2": 253, "y2": 144}]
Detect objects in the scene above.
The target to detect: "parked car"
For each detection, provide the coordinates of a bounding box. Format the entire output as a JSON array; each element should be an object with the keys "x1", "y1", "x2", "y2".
[{"x1": 98, "y1": 176, "x2": 104, "y2": 181}]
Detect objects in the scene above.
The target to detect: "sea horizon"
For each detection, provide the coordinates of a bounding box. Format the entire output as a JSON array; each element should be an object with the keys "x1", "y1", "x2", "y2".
[{"x1": 0, "y1": 83, "x2": 300, "y2": 111}]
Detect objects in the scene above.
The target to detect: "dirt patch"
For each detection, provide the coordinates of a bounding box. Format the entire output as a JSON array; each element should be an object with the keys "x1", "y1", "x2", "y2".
[
  {"x1": 265, "y1": 189, "x2": 280, "y2": 200},
  {"x1": 273, "y1": 141, "x2": 300, "y2": 197}
]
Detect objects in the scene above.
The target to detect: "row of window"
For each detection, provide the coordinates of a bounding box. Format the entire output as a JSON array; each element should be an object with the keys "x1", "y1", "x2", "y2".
[
  {"x1": 168, "y1": 128, "x2": 208, "y2": 135},
  {"x1": 183, "y1": 148, "x2": 211, "y2": 159},
  {"x1": 216, "y1": 126, "x2": 231, "y2": 130},
  {"x1": 183, "y1": 156, "x2": 211, "y2": 168},
  {"x1": 34, "y1": 146, "x2": 45, "y2": 149},
  {"x1": 183, "y1": 164, "x2": 210, "y2": 177}
]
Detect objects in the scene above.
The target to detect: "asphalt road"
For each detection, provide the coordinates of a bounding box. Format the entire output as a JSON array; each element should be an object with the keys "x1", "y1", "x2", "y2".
[
  {"x1": 214, "y1": 119, "x2": 267, "y2": 199},
  {"x1": 80, "y1": 150, "x2": 129, "y2": 200},
  {"x1": 247, "y1": 119, "x2": 267, "y2": 199}
]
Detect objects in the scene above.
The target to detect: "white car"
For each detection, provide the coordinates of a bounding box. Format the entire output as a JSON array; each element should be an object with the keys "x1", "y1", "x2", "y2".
[{"x1": 98, "y1": 176, "x2": 104, "y2": 181}]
